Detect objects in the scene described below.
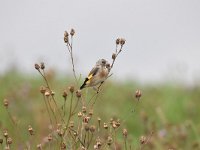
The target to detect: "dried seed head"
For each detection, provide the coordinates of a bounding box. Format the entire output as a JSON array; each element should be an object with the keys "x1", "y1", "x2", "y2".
[
  {"x1": 37, "y1": 144, "x2": 42, "y2": 150},
  {"x1": 62, "y1": 90, "x2": 68, "y2": 99},
  {"x1": 135, "y1": 89, "x2": 142, "y2": 100},
  {"x1": 28, "y1": 125, "x2": 34, "y2": 135},
  {"x1": 88, "y1": 109, "x2": 93, "y2": 116},
  {"x1": 107, "y1": 136, "x2": 113, "y2": 146},
  {"x1": 83, "y1": 116, "x2": 90, "y2": 123},
  {"x1": 51, "y1": 91, "x2": 55, "y2": 96},
  {"x1": 3, "y1": 130, "x2": 8, "y2": 138},
  {"x1": 120, "y1": 38, "x2": 126, "y2": 45},
  {"x1": 0, "y1": 138, "x2": 3, "y2": 144},
  {"x1": 116, "y1": 120, "x2": 121, "y2": 127},
  {"x1": 82, "y1": 106, "x2": 87, "y2": 113},
  {"x1": 70, "y1": 28, "x2": 75, "y2": 36},
  {"x1": 97, "y1": 117, "x2": 101, "y2": 125},
  {"x1": 96, "y1": 138, "x2": 102, "y2": 148},
  {"x1": 103, "y1": 123, "x2": 108, "y2": 129},
  {"x1": 45, "y1": 91, "x2": 50, "y2": 97},
  {"x1": 78, "y1": 112, "x2": 83, "y2": 117},
  {"x1": 90, "y1": 125, "x2": 96, "y2": 133},
  {"x1": 80, "y1": 146, "x2": 86, "y2": 150},
  {"x1": 64, "y1": 31, "x2": 69, "y2": 37},
  {"x1": 61, "y1": 142, "x2": 66, "y2": 149},
  {"x1": 140, "y1": 136, "x2": 147, "y2": 145},
  {"x1": 69, "y1": 121, "x2": 74, "y2": 128},
  {"x1": 76, "y1": 90, "x2": 82, "y2": 98},
  {"x1": 68, "y1": 86, "x2": 74, "y2": 93},
  {"x1": 35, "y1": 63, "x2": 40, "y2": 70},
  {"x1": 40, "y1": 86, "x2": 46, "y2": 94},
  {"x1": 116, "y1": 38, "x2": 120, "y2": 45},
  {"x1": 84, "y1": 124, "x2": 89, "y2": 132},
  {"x1": 48, "y1": 134, "x2": 52, "y2": 142},
  {"x1": 57, "y1": 129, "x2": 64, "y2": 137},
  {"x1": 40, "y1": 62, "x2": 45, "y2": 70},
  {"x1": 112, "y1": 53, "x2": 117, "y2": 60},
  {"x1": 64, "y1": 31, "x2": 69, "y2": 43},
  {"x1": 3, "y1": 99, "x2": 9, "y2": 108},
  {"x1": 112, "y1": 121, "x2": 117, "y2": 129},
  {"x1": 64, "y1": 36, "x2": 68, "y2": 43},
  {"x1": 123, "y1": 128, "x2": 128, "y2": 138},
  {"x1": 7, "y1": 137, "x2": 12, "y2": 145}
]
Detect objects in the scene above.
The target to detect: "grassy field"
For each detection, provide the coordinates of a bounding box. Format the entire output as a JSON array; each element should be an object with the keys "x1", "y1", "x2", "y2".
[{"x1": 0, "y1": 70, "x2": 200, "y2": 150}]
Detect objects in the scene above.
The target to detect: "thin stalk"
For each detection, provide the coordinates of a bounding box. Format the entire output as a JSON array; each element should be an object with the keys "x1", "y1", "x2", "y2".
[{"x1": 42, "y1": 94, "x2": 53, "y2": 127}]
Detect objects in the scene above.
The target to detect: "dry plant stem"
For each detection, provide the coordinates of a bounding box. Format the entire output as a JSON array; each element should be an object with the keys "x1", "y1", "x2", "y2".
[
  {"x1": 114, "y1": 129, "x2": 117, "y2": 150},
  {"x1": 140, "y1": 131, "x2": 154, "y2": 150},
  {"x1": 39, "y1": 70, "x2": 64, "y2": 123},
  {"x1": 6, "y1": 109, "x2": 16, "y2": 126},
  {"x1": 45, "y1": 95, "x2": 58, "y2": 124},
  {"x1": 63, "y1": 99, "x2": 67, "y2": 117},
  {"x1": 87, "y1": 133, "x2": 93, "y2": 149},
  {"x1": 69, "y1": 128, "x2": 85, "y2": 147},
  {"x1": 66, "y1": 42, "x2": 78, "y2": 84},
  {"x1": 42, "y1": 94, "x2": 53, "y2": 127},
  {"x1": 124, "y1": 138, "x2": 127, "y2": 150}
]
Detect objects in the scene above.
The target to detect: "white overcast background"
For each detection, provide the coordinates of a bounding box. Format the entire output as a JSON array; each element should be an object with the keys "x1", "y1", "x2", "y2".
[{"x1": 0, "y1": 0, "x2": 200, "y2": 85}]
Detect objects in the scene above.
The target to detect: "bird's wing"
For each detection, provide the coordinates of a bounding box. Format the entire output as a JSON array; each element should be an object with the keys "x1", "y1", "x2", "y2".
[{"x1": 88, "y1": 67, "x2": 100, "y2": 80}]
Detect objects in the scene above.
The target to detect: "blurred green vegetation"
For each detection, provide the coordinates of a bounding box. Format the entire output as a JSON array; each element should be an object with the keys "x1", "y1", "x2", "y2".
[{"x1": 0, "y1": 70, "x2": 200, "y2": 149}]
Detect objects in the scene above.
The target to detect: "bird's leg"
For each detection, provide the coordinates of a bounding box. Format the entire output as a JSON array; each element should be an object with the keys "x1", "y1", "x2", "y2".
[{"x1": 96, "y1": 81, "x2": 104, "y2": 93}]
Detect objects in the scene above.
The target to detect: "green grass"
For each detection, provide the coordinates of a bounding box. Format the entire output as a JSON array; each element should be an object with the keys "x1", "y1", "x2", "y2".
[{"x1": 0, "y1": 70, "x2": 200, "y2": 149}]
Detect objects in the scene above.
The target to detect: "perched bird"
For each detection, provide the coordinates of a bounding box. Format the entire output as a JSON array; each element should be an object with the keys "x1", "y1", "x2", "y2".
[{"x1": 80, "y1": 59, "x2": 111, "y2": 90}]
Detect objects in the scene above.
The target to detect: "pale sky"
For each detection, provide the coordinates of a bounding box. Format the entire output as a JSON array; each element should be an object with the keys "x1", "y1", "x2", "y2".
[{"x1": 0, "y1": 0, "x2": 200, "y2": 84}]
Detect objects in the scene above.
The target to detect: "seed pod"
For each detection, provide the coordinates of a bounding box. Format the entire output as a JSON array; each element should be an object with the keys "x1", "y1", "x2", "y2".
[{"x1": 35, "y1": 63, "x2": 40, "y2": 70}]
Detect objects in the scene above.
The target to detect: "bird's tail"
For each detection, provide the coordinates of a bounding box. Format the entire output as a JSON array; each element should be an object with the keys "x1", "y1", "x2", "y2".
[
  {"x1": 80, "y1": 78, "x2": 89, "y2": 89},
  {"x1": 80, "y1": 83, "x2": 86, "y2": 89}
]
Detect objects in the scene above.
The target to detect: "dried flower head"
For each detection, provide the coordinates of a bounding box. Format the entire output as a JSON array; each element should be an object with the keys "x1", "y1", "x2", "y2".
[
  {"x1": 35, "y1": 63, "x2": 40, "y2": 70},
  {"x1": 88, "y1": 109, "x2": 93, "y2": 116},
  {"x1": 90, "y1": 125, "x2": 96, "y2": 133},
  {"x1": 44, "y1": 91, "x2": 50, "y2": 97},
  {"x1": 3, "y1": 99, "x2": 9, "y2": 108},
  {"x1": 78, "y1": 112, "x2": 83, "y2": 117},
  {"x1": 140, "y1": 135, "x2": 147, "y2": 145},
  {"x1": 83, "y1": 116, "x2": 90, "y2": 123},
  {"x1": 48, "y1": 134, "x2": 52, "y2": 142},
  {"x1": 69, "y1": 121, "x2": 74, "y2": 128},
  {"x1": 120, "y1": 38, "x2": 126, "y2": 45},
  {"x1": 82, "y1": 106, "x2": 87, "y2": 113},
  {"x1": 40, "y1": 62, "x2": 45, "y2": 70},
  {"x1": 107, "y1": 136, "x2": 113, "y2": 146},
  {"x1": 135, "y1": 89, "x2": 142, "y2": 100},
  {"x1": 68, "y1": 86, "x2": 74, "y2": 93},
  {"x1": 60, "y1": 142, "x2": 66, "y2": 149},
  {"x1": 7, "y1": 137, "x2": 12, "y2": 145},
  {"x1": 103, "y1": 123, "x2": 108, "y2": 129},
  {"x1": 51, "y1": 91, "x2": 55, "y2": 96},
  {"x1": 28, "y1": 125, "x2": 34, "y2": 135},
  {"x1": 64, "y1": 31, "x2": 69, "y2": 37},
  {"x1": 37, "y1": 144, "x2": 42, "y2": 150},
  {"x1": 64, "y1": 31, "x2": 69, "y2": 43},
  {"x1": 76, "y1": 90, "x2": 82, "y2": 98},
  {"x1": 116, "y1": 38, "x2": 120, "y2": 45},
  {"x1": 3, "y1": 130, "x2": 8, "y2": 138},
  {"x1": 112, "y1": 53, "x2": 117, "y2": 60},
  {"x1": 84, "y1": 124, "x2": 89, "y2": 132},
  {"x1": 40, "y1": 86, "x2": 46, "y2": 94},
  {"x1": 70, "y1": 28, "x2": 75, "y2": 36},
  {"x1": 123, "y1": 128, "x2": 128, "y2": 138},
  {"x1": 62, "y1": 90, "x2": 68, "y2": 99}
]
